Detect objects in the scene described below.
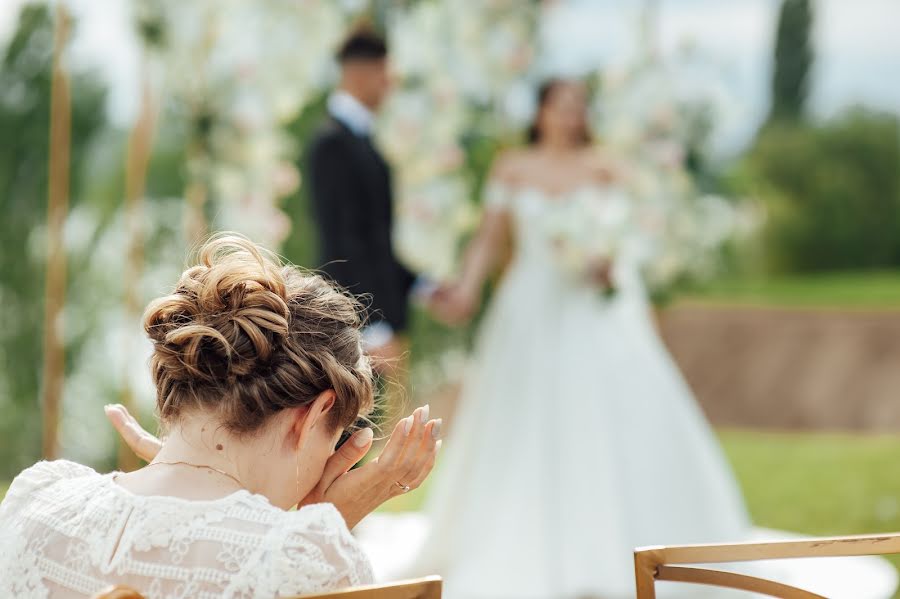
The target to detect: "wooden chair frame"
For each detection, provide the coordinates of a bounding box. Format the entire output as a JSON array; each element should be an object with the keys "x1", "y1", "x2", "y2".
[
  {"x1": 92, "y1": 587, "x2": 144, "y2": 599},
  {"x1": 92, "y1": 576, "x2": 442, "y2": 599},
  {"x1": 634, "y1": 533, "x2": 900, "y2": 598},
  {"x1": 295, "y1": 576, "x2": 442, "y2": 599}
]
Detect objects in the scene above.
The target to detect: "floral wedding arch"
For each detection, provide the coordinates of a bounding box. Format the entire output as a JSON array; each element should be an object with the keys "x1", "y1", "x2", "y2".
[
  {"x1": 49, "y1": 0, "x2": 748, "y2": 462},
  {"x1": 53, "y1": 0, "x2": 542, "y2": 461}
]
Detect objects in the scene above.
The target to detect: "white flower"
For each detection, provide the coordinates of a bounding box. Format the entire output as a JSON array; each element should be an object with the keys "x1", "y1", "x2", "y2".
[{"x1": 379, "y1": 0, "x2": 539, "y2": 279}]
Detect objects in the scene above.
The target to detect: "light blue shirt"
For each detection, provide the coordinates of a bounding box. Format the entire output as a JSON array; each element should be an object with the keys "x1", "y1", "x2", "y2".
[{"x1": 327, "y1": 90, "x2": 374, "y2": 137}]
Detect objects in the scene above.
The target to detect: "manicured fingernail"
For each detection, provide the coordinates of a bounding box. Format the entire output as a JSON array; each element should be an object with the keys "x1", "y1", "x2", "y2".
[
  {"x1": 352, "y1": 427, "x2": 374, "y2": 448},
  {"x1": 431, "y1": 418, "x2": 442, "y2": 440},
  {"x1": 421, "y1": 404, "x2": 430, "y2": 422},
  {"x1": 435, "y1": 440, "x2": 443, "y2": 451},
  {"x1": 403, "y1": 416, "x2": 413, "y2": 435},
  {"x1": 103, "y1": 404, "x2": 111, "y2": 411}
]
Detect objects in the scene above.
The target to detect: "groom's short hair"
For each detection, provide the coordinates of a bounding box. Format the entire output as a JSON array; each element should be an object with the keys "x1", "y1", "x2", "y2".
[{"x1": 336, "y1": 28, "x2": 388, "y2": 63}]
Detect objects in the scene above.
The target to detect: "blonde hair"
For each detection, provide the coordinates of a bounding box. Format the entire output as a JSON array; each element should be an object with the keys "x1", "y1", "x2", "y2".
[{"x1": 143, "y1": 233, "x2": 374, "y2": 435}]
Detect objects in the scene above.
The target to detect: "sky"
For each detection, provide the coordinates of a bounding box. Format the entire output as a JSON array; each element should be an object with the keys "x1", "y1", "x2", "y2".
[
  {"x1": 1, "y1": 0, "x2": 898, "y2": 156},
  {"x1": 542, "y1": 0, "x2": 900, "y2": 154}
]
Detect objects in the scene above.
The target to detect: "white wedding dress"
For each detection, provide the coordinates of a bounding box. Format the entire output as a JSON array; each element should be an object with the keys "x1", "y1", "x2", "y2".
[
  {"x1": 356, "y1": 182, "x2": 897, "y2": 599},
  {"x1": 0, "y1": 460, "x2": 373, "y2": 598}
]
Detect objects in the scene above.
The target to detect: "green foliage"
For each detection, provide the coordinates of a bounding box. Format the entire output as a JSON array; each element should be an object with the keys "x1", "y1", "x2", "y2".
[
  {"x1": 281, "y1": 92, "x2": 329, "y2": 268},
  {"x1": 0, "y1": 5, "x2": 108, "y2": 479},
  {"x1": 691, "y1": 270, "x2": 900, "y2": 309},
  {"x1": 770, "y1": 0, "x2": 813, "y2": 122},
  {"x1": 739, "y1": 109, "x2": 900, "y2": 273}
]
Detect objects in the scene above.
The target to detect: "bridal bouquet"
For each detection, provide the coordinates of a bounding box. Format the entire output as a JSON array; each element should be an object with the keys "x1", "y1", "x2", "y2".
[{"x1": 543, "y1": 185, "x2": 633, "y2": 296}]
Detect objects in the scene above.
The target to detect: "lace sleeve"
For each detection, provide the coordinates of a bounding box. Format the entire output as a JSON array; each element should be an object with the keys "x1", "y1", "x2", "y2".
[
  {"x1": 270, "y1": 503, "x2": 374, "y2": 597},
  {"x1": 0, "y1": 460, "x2": 95, "y2": 526},
  {"x1": 483, "y1": 180, "x2": 513, "y2": 212},
  {"x1": 3, "y1": 460, "x2": 93, "y2": 500}
]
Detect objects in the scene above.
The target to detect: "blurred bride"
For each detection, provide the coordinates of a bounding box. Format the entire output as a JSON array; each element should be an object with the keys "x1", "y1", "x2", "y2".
[
  {"x1": 413, "y1": 78, "x2": 747, "y2": 598},
  {"x1": 370, "y1": 79, "x2": 894, "y2": 599}
]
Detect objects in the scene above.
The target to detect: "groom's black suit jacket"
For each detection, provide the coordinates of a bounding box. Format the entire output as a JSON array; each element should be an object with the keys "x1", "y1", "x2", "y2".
[{"x1": 306, "y1": 117, "x2": 415, "y2": 332}]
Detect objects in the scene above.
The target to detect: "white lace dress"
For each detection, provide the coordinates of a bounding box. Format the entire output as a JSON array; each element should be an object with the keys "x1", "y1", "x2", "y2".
[{"x1": 0, "y1": 460, "x2": 374, "y2": 598}]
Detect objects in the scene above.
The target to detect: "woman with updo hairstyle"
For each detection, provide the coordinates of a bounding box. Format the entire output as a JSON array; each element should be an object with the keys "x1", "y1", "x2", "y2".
[{"x1": 0, "y1": 234, "x2": 441, "y2": 598}]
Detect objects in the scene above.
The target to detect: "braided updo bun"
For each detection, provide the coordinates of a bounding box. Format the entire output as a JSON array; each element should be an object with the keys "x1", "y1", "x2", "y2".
[{"x1": 144, "y1": 233, "x2": 374, "y2": 434}]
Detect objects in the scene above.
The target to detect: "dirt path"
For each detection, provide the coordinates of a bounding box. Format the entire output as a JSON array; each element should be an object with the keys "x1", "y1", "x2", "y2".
[
  {"x1": 659, "y1": 303, "x2": 900, "y2": 431},
  {"x1": 421, "y1": 304, "x2": 900, "y2": 433}
]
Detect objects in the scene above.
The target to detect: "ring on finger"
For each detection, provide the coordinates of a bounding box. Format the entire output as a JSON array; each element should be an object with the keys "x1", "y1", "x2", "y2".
[{"x1": 395, "y1": 480, "x2": 411, "y2": 494}]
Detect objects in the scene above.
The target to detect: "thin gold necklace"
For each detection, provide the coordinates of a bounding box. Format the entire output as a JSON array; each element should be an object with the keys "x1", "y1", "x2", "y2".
[{"x1": 144, "y1": 460, "x2": 246, "y2": 490}]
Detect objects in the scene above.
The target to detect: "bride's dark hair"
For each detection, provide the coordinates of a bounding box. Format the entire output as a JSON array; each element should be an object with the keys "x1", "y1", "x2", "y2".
[{"x1": 527, "y1": 78, "x2": 592, "y2": 146}]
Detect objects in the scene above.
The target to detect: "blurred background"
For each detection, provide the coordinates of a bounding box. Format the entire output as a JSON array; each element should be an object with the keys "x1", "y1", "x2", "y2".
[{"x1": 1, "y1": 0, "x2": 899, "y2": 584}]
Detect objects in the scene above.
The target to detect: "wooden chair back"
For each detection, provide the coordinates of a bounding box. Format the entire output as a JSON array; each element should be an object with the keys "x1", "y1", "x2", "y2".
[
  {"x1": 634, "y1": 532, "x2": 900, "y2": 598},
  {"x1": 296, "y1": 576, "x2": 442, "y2": 599},
  {"x1": 90, "y1": 576, "x2": 441, "y2": 599},
  {"x1": 91, "y1": 586, "x2": 145, "y2": 599}
]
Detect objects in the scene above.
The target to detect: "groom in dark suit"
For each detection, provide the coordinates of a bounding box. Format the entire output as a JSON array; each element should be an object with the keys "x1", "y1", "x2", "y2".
[{"x1": 307, "y1": 29, "x2": 418, "y2": 370}]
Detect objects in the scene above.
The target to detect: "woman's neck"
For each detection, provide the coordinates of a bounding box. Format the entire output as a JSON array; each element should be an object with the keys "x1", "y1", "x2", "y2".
[
  {"x1": 141, "y1": 414, "x2": 289, "y2": 506},
  {"x1": 537, "y1": 136, "x2": 580, "y2": 156}
]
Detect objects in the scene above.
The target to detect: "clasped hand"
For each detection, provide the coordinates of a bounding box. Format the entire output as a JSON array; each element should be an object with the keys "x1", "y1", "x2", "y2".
[{"x1": 425, "y1": 283, "x2": 479, "y2": 327}]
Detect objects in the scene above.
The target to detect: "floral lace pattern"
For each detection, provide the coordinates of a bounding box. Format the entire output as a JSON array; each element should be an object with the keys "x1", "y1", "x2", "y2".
[{"x1": 0, "y1": 461, "x2": 373, "y2": 598}]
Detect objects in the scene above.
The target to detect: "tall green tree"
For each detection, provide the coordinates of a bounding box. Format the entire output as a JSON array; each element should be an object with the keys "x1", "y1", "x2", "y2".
[
  {"x1": 745, "y1": 110, "x2": 900, "y2": 272},
  {"x1": 770, "y1": 0, "x2": 814, "y2": 122}
]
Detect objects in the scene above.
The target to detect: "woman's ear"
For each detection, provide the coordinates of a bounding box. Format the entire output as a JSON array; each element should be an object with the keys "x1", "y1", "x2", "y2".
[{"x1": 292, "y1": 390, "x2": 337, "y2": 450}]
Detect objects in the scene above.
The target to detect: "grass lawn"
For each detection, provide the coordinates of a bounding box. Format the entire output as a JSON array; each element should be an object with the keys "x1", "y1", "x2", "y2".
[
  {"x1": 380, "y1": 429, "x2": 900, "y2": 592},
  {"x1": 723, "y1": 429, "x2": 900, "y2": 592},
  {"x1": 686, "y1": 270, "x2": 900, "y2": 309},
  {"x1": 382, "y1": 431, "x2": 900, "y2": 535},
  {"x1": 723, "y1": 430, "x2": 900, "y2": 537}
]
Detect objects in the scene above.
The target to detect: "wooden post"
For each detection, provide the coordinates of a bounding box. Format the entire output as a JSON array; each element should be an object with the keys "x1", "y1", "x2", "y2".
[
  {"x1": 184, "y1": 156, "x2": 208, "y2": 246},
  {"x1": 118, "y1": 61, "x2": 158, "y2": 472},
  {"x1": 183, "y1": 17, "x2": 218, "y2": 247},
  {"x1": 41, "y1": 2, "x2": 72, "y2": 460},
  {"x1": 634, "y1": 548, "x2": 661, "y2": 599}
]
